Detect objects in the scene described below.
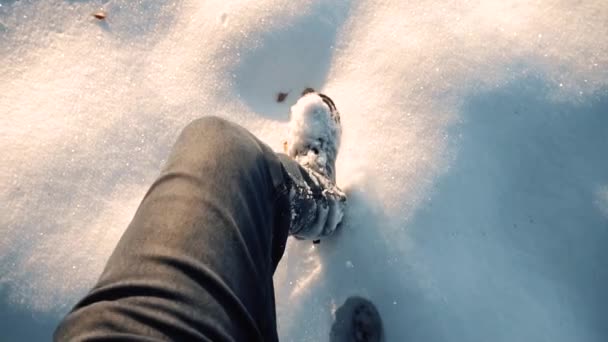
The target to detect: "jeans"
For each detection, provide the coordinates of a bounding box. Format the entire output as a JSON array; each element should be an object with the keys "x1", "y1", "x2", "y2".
[{"x1": 55, "y1": 117, "x2": 314, "y2": 341}]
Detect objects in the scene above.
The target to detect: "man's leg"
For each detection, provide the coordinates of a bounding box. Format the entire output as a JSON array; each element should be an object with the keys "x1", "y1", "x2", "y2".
[{"x1": 55, "y1": 116, "x2": 291, "y2": 341}]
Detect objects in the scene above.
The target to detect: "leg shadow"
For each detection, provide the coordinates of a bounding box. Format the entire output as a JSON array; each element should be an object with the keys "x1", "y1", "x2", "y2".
[{"x1": 402, "y1": 75, "x2": 608, "y2": 341}]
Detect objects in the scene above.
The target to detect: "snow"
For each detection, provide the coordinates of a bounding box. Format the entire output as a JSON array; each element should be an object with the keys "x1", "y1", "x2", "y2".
[{"x1": 1, "y1": 0, "x2": 607, "y2": 341}]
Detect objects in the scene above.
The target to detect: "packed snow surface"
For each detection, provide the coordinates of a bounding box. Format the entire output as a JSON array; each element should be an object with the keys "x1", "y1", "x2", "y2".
[{"x1": 1, "y1": 0, "x2": 607, "y2": 341}]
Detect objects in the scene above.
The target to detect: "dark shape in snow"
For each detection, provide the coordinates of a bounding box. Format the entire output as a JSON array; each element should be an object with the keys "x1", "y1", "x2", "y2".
[
  {"x1": 277, "y1": 92, "x2": 289, "y2": 103},
  {"x1": 302, "y1": 87, "x2": 316, "y2": 96},
  {"x1": 92, "y1": 10, "x2": 106, "y2": 20},
  {"x1": 330, "y1": 296, "x2": 384, "y2": 342}
]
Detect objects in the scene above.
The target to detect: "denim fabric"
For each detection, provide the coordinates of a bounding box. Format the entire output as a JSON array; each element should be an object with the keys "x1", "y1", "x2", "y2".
[{"x1": 55, "y1": 117, "x2": 298, "y2": 341}]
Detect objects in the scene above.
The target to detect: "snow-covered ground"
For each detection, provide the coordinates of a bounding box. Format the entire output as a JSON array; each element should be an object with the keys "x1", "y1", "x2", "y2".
[{"x1": 1, "y1": 0, "x2": 607, "y2": 340}]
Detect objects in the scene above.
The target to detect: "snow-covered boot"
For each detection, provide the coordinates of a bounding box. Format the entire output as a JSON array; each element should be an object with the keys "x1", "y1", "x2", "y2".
[
  {"x1": 282, "y1": 88, "x2": 346, "y2": 240},
  {"x1": 330, "y1": 296, "x2": 384, "y2": 342},
  {"x1": 286, "y1": 87, "x2": 341, "y2": 182}
]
